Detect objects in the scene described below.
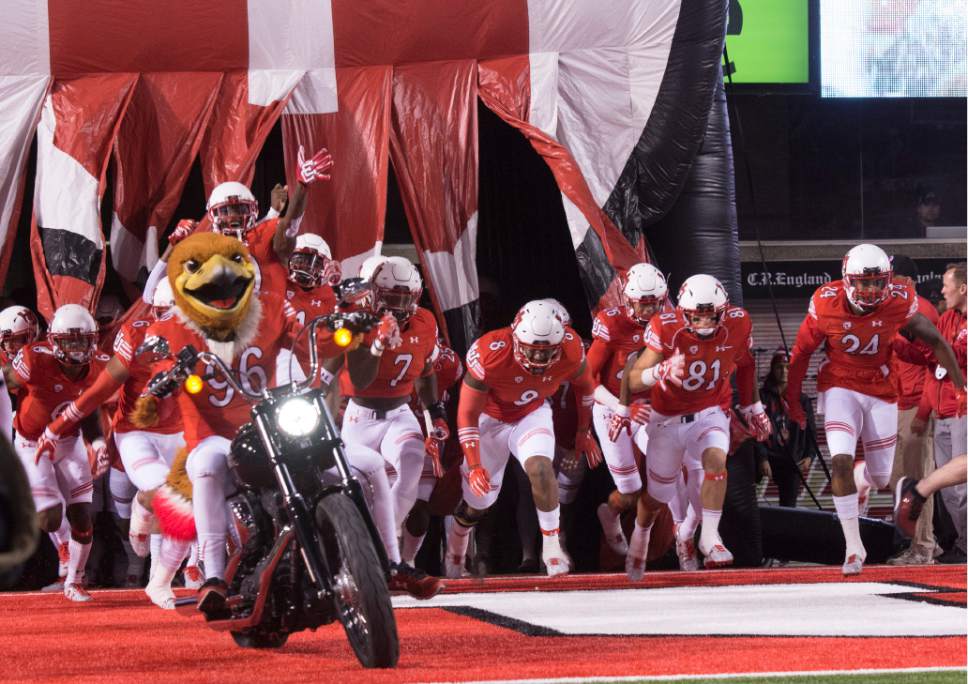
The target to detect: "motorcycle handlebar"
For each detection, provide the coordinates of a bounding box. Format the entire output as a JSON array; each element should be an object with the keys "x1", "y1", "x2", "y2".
[{"x1": 145, "y1": 310, "x2": 379, "y2": 401}]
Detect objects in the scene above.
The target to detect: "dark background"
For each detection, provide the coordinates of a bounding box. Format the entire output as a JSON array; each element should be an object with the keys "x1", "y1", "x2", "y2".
[{"x1": 4, "y1": 93, "x2": 965, "y2": 341}]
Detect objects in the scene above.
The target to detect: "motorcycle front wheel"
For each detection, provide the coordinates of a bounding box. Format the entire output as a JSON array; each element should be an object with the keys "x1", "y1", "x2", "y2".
[{"x1": 315, "y1": 493, "x2": 400, "y2": 668}]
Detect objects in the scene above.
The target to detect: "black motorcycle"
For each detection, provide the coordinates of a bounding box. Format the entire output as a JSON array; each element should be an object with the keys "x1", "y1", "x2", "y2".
[{"x1": 144, "y1": 311, "x2": 399, "y2": 668}]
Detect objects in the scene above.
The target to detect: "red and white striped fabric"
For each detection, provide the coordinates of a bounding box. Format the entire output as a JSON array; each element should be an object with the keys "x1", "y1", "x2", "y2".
[{"x1": 1, "y1": 0, "x2": 724, "y2": 344}]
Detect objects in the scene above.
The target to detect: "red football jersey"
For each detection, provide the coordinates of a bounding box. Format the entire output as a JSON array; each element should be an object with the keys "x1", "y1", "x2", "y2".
[
  {"x1": 12, "y1": 343, "x2": 112, "y2": 440},
  {"x1": 465, "y1": 326, "x2": 586, "y2": 423},
  {"x1": 589, "y1": 307, "x2": 650, "y2": 400},
  {"x1": 244, "y1": 218, "x2": 289, "y2": 297},
  {"x1": 932, "y1": 307, "x2": 967, "y2": 418},
  {"x1": 803, "y1": 279, "x2": 918, "y2": 400},
  {"x1": 285, "y1": 283, "x2": 338, "y2": 363},
  {"x1": 144, "y1": 294, "x2": 300, "y2": 449},
  {"x1": 644, "y1": 306, "x2": 754, "y2": 416},
  {"x1": 339, "y1": 307, "x2": 439, "y2": 400},
  {"x1": 112, "y1": 318, "x2": 182, "y2": 434}
]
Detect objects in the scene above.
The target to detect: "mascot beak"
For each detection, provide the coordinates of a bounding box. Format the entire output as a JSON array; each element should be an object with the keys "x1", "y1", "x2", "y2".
[{"x1": 181, "y1": 254, "x2": 255, "y2": 314}]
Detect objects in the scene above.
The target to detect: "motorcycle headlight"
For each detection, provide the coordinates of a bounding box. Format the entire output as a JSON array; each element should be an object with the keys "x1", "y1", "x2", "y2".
[{"x1": 275, "y1": 397, "x2": 320, "y2": 438}]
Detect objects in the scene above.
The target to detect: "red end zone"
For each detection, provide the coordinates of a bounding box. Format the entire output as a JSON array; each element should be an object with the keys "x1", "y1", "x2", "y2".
[{"x1": 0, "y1": 565, "x2": 963, "y2": 683}]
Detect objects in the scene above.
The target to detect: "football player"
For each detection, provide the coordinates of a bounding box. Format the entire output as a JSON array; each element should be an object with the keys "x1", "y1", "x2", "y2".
[
  {"x1": 277, "y1": 233, "x2": 341, "y2": 386},
  {"x1": 6, "y1": 304, "x2": 111, "y2": 601},
  {"x1": 0, "y1": 305, "x2": 70, "y2": 587},
  {"x1": 447, "y1": 300, "x2": 597, "y2": 578},
  {"x1": 785, "y1": 244, "x2": 964, "y2": 575},
  {"x1": 587, "y1": 263, "x2": 666, "y2": 556},
  {"x1": 338, "y1": 256, "x2": 444, "y2": 598},
  {"x1": 165, "y1": 144, "x2": 333, "y2": 297},
  {"x1": 622, "y1": 274, "x2": 771, "y2": 580},
  {"x1": 0, "y1": 305, "x2": 40, "y2": 440},
  {"x1": 35, "y1": 281, "x2": 190, "y2": 608}
]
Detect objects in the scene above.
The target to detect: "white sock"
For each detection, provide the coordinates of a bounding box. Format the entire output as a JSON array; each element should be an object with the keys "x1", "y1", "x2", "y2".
[
  {"x1": 629, "y1": 520, "x2": 653, "y2": 560},
  {"x1": 699, "y1": 508, "x2": 723, "y2": 550},
  {"x1": 447, "y1": 520, "x2": 472, "y2": 563},
  {"x1": 536, "y1": 506, "x2": 561, "y2": 535},
  {"x1": 130, "y1": 497, "x2": 153, "y2": 538},
  {"x1": 833, "y1": 494, "x2": 865, "y2": 556},
  {"x1": 161, "y1": 537, "x2": 192, "y2": 574},
  {"x1": 400, "y1": 528, "x2": 426, "y2": 565},
  {"x1": 679, "y1": 505, "x2": 699, "y2": 542},
  {"x1": 198, "y1": 533, "x2": 226, "y2": 580},
  {"x1": 51, "y1": 517, "x2": 70, "y2": 547},
  {"x1": 193, "y1": 472, "x2": 229, "y2": 580},
  {"x1": 188, "y1": 541, "x2": 199, "y2": 567},
  {"x1": 121, "y1": 540, "x2": 145, "y2": 577},
  {"x1": 66, "y1": 537, "x2": 92, "y2": 586},
  {"x1": 149, "y1": 533, "x2": 163, "y2": 579}
]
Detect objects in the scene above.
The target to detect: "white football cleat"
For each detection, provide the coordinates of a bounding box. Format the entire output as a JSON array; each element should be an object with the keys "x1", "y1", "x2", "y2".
[
  {"x1": 854, "y1": 462, "x2": 871, "y2": 517},
  {"x1": 699, "y1": 540, "x2": 734, "y2": 569},
  {"x1": 144, "y1": 580, "x2": 176, "y2": 610},
  {"x1": 182, "y1": 565, "x2": 205, "y2": 590},
  {"x1": 444, "y1": 554, "x2": 466, "y2": 580},
  {"x1": 596, "y1": 503, "x2": 629, "y2": 556},
  {"x1": 542, "y1": 534, "x2": 572, "y2": 577},
  {"x1": 64, "y1": 583, "x2": 92, "y2": 602},
  {"x1": 842, "y1": 552, "x2": 865, "y2": 576},
  {"x1": 676, "y1": 537, "x2": 699, "y2": 572},
  {"x1": 625, "y1": 551, "x2": 647, "y2": 581}
]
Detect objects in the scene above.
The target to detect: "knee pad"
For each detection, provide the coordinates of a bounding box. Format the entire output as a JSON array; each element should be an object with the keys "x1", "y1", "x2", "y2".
[{"x1": 454, "y1": 500, "x2": 487, "y2": 528}]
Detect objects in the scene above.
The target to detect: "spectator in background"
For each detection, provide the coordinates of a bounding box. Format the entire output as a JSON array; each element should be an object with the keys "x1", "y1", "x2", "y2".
[
  {"x1": 914, "y1": 188, "x2": 942, "y2": 236},
  {"x1": 919, "y1": 262, "x2": 968, "y2": 564},
  {"x1": 918, "y1": 277, "x2": 946, "y2": 316},
  {"x1": 887, "y1": 255, "x2": 940, "y2": 565},
  {"x1": 757, "y1": 349, "x2": 818, "y2": 507}
]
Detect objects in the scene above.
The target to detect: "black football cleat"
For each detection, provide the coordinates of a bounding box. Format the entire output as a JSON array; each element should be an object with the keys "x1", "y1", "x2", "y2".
[
  {"x1": 388, "y1": 562, "x2": 443, "y2": 600},
  {"x1": 894, "y1": 477, "x2": 926, "y2": 540}
]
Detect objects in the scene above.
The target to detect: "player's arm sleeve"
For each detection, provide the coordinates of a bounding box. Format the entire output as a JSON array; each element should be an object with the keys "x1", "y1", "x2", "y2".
[
  {"x1": 734, "y1": 320, "x2": 757, "y2": 405},
  {"x1": 904, "y1": 312, "x2": 966, "y2": 391},
  {"x1": 569, "y1": 359, "x2": 595, "y2": 432},
  {"x1": 457, "y1": 376, "x2": 489, "y2": 469},
  {"x1": 784, "y1": 311, "x2": 824, "y2": 406},
  {"x1": 50, "y1": 360, "x2": 128, "y2": 434}
]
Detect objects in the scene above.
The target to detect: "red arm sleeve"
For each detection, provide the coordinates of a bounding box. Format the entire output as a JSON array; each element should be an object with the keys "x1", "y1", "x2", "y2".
[
  {"x1": 585, "y1": 339, "x2": 610, "y2": 383},
  {"x1": 735, "y1": 350, "x2": 756, "y2": 406},
  {"x1": 570, "y1": 361, "x2": 595, "y2": 432},
  {"x1": 457, "y1": 379, "x2": 489, "y2": 469},
  {"x1": 784, "y1": 314, "x2": 825, "y2": 407},
  {"x1": 48, "y1": 364, "x2": 126, "y2": 436}
]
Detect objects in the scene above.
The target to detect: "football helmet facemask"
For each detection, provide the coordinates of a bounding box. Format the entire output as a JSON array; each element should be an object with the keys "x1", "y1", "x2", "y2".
[
  {"x1": 624, "y1": 262, "x2": 667, "y2": 325},
  {"x1": 207, "y1": 181, "x2": 259, "y2": 241},
  {"x1": 48, "y1": 304, "x2": 98, "y2": 365},
  {"x1": 0, "y1": 305, "x2": 39, "y2": 356},
  {"x1": 842, "y1": 243, "x2": 892, "y2": 311},
  {"x1": 677, "y1": 274, "x2": 728, "y2": 338},
  {"x1": 511, "y1": 300, "x2": 565, "y2": 375}
]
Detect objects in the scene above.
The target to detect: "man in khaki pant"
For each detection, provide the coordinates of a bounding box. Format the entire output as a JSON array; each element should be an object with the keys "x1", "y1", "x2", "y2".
[{"x1": 887, "y1": 256, "x2": 938, "y2": 565}]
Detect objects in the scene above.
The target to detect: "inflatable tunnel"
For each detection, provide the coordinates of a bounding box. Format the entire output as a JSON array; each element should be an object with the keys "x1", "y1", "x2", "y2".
[{"x1": 0, "y1": 0, "x2": 739, "y2": 347}]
